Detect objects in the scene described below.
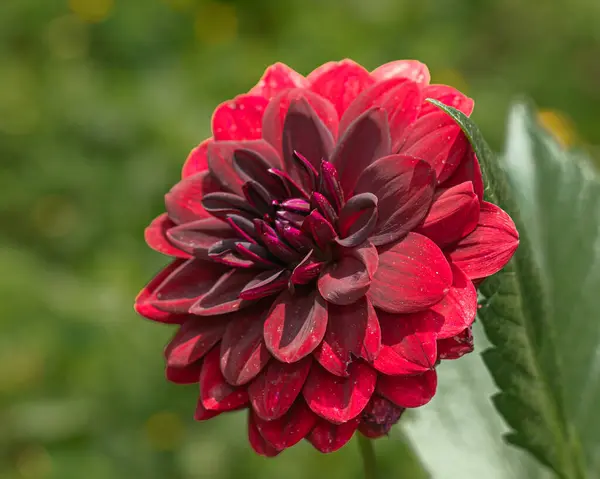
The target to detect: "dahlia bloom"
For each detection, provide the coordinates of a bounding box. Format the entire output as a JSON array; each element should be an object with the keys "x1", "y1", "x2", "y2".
[{"x1": 135, "y1": 59, "x2": 518, "y2": 455}]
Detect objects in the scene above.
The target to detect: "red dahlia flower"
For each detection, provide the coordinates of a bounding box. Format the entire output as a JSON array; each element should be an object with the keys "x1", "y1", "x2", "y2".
[{"x1": 135, "y1": 59, "x2": 519, "y2": 455}]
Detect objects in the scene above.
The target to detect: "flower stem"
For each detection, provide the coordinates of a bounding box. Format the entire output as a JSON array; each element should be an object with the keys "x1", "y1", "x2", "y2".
[{"x1": 357, "y1": 433, "x2": 377, "y2": 479}]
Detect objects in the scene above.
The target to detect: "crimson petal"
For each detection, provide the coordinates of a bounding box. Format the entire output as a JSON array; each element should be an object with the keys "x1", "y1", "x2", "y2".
[
  {"x1": 369, "y1": 232, "x2": 452, "y2": 314},
  {"x1": 248, "y1": 412, "x2": 281, "y2": 457},
  {"x1": 313, "y1": 297, "x2": 381, "y2": 377},
  {"x1": 194, "y1": 400, "x2": 221, "y2": 421},
  {"x1": 371, "y1": 60, "x2": 431, "y2": 86},
  {"x1": 167, "y1": 217, "x2": 235, "y2": 258},
  {"x1": 165, "y1": 316, "x2": 227, "y2": 368},
  {"x1": 380, "y1": 81, "x2": 423, "y2": 152},
  {"x1": 336, "y1": 192, "x2": 378, "y2": 248},
  {"x1": 437, "y1": 328, "x2": 474, "y2": 360},
  {"x1": 303, "y1": 362, "x2": 376, "y2": 424},
  {"x1": 254, "y1": 399, "x2": 317, "y2": 450},
  {"x1": 166, "y1": 361, "x2": 203, "y2": 384},
  {"x1": 240, "y1": 269, "x2": 289, "y2": 300},
  {"x1": 446, "y1": 201, "x2": 519, "y2": 280},
  {"x1": 377, "y1": 369, "x2": 437, "y2": 408},
  {"x1": 420, "y1": 84, "x2": 474, "y2": 117},
  {"x1": 302, "y1": 210, "x2": 337, "y2": 250},
  {"x1": 190, "y1": 269, "x2": 257, "y2": 316},
  {"x1": 200, "y1": 346, "x2": 249, "y2": 411},
  {"x1": 355, "y1": 154, "x2": 435, "y2": 246},
  {"x1": 182, "y1": 139, "x2": 211, "y2": 178},
  {"x1": 416, "y1": 181, "x2": 480, "y2": 248},
  {"x1": 308, "y1": 417, "x2": 359, "y2": 453},
  {"x1": 145, "y1": 213, "x2": 190, "y2": 258},
  {"x1": 441, "y1": 149, "x2": 484, "y2": 202},
  {"x1": 249, "y1": 357, "x2": 311, "y2": 420},
  {"x1": 249, "y1": 62, "x2": 307, "y2": 99},
  {"x1": 264, "y1": 287, "x2": 328, "y2": 363},
  {"x1": 165, "y1": 171, "x2": 219, "y2": 224},
  {"x1": 212, "y1": 94, "x2": 268, "y2": 141}
]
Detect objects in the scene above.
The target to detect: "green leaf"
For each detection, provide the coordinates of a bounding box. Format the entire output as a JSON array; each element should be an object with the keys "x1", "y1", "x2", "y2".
[{"x1": 426, "y1": 99, "x2": 599, "y2": 479}]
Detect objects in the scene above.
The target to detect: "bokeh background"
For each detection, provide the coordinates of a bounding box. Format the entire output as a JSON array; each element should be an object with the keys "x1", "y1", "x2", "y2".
[{"x1": 1, "y1": 0, "x2": 599, "y2": 478}]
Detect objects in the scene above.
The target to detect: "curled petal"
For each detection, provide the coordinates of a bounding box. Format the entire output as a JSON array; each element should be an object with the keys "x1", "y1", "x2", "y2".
[
  {"x1": 167, "y1": 217, "x2": 235, "y2": 258},
  {"x1": 249, "y1": 357, "x2": 312, "y2": 420},
  {"x1": 145, "y1": 213, "x2": 191, "y2": 258},
  {"x1": 212, "y1": 94, "x2": 269, "y2": 141},
  {"x1": 377, "y1": 369, "x2": 438, "y2": 408},
  {"x1": 240, "y1": 269, "x2": 289, "y2": 300},
  {"x1": 336, "y1": 192, "x2": 378, "y2": 248},
  {"x1": 182, "y1": 139, "x2": 211, "y2": 178},
  {"x1": 190, "y1": 269, "x2": 257, "y2": 316},
  {"x1": 437, "y1": 328, "x2": 474, "y2": 360},
  {"x1": 264, "y1": 287, "x2": 328, "y2": 363},
  {"x1": 254, "y1": 400, "x2": 317, "y2": 450},
  {"x1": 303, "y1": 362, "x2": 376, "y2": 424},
  {"x1": 420, "y1": 84, "x2": 474, "y2": 117},
  {"x1": 249, "y1": 62, "x2": 307, "y2": 99},
  {"x1": 371, "y1": 60, "x2": 430, "y2": 86},
  {"x1": 359, "y1": 395, "x2": 405, "y2": 438},
  {"x1": 165, "y1": 316, "x2": 227, "y2": 368},
  {"x1": 200, "y1": 346, "x2": 249, "y2": 411},
  {"x1": 166, "y1": 361, "x2": 203, "y2": 385},
  {"x1": 248, "y1": 412, "x2": 281, "y2": 457},
  {"x1": 165, "y1": 171, "x2": 219, "y2": 224},
  {"x1": 446, "y1": 201, "x2": 519, "y2": 280},
  {"x1": 201, "y1": 191, "x2": 257, "y2": 219},
  {"x1": 308, "y1": 417, "x2": 359, "y2": 453},
  {"x1": 369, "y1": 233, "x2": 453, "y2": 313}
]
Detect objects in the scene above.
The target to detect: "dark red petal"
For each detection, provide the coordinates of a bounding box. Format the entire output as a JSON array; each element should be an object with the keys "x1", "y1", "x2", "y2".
[
  {"x1": 147, "y1": 259, "x2": 228, "y2": 314},
  {"x1": 200, "y1": 346, "x2": 249, "y2": 411},
  {"x1": 190, "y1": 269, "x2": 257, "y2": 316},
  {"x1": 249, "y1": 62, "x2": 307, "y2": 99},
  {"x1": 354, "y1": 154, "x2": 435, "y2": 247},
  {"x1": 249, "y1": 357, "x2": 312, "y2": 420},
  {"x1": 166, "y1": 361, "x2": 203, "y2": 384},
  {"x1": 262, "y1": 88, "x2": 338, "y2": 157},
  {"x1": 399, "y1": 111, "x2": 469, "y2": 183},
  {"x1": 135, "y1": 259, "x2": 188, "y2": 322},
  {"x1": 239, "y1": 269, "x2": 289, "y2": 301},
  {"x1": 372, "y1": 311, "x2": 440, "y2": 375},
  {"x1": 336, "y1": 192, "x2": 379, "y2": 248},
  {"x1": 220, "y1": 307, "x2": 271, "y2": 386},
  {"x1": 264, "y1": 288, "x2": 328, "y2": 363},
  {"x1": 165, "y1": 317, "x2": 227, "y2": 368},
  {"x1": 446, "y1": 201, "x2": 519, "y2": 280},
  {"x1": 370, "y1": 233, "x2": 452, "y2": 313},
  {"x1": 201, "y1": 191, "x2": 257, "y2": 219},
  {"x1": 254, "y1": 399, "x2": 317, "y2": 450},
  {"x1": 303, "y1": 362, "x2": 376, "y2": 424},
  {"x1": 308, "y1": 59, "x2": 375, "y2": 117},
  {"x1": 313, "y1": 297, "x2": 381, "y2": 376},
  {"x1": 165, "y1": 171, "x2": 219, "y2": 225},
  {"x1": 358, "y1": 395, "x2": 405, "y2": 438},
  {"x1": 212, "y1": 94, "x2": 269, "y2": 141},
  {"x1": 290, "y1": 251, "x2": 324, "y2": 285},
  {"x1": 331, "y1": 108, "x2": 391, "y2": 198},
  {"x1": 248, "y1": 412, "x2": 281, "y2": 457},
  {"x1": 166, "y1": 217, "x2": 235, "y2": 258},
  {"x1": 145, "y1": 213, "x2": 191, "y2": 258},
  {"x1": 301, "y1": 210, "x2": 337, "y2": 250},
  {"x1": 420, "y1": 84, "x2": 474, "y2": 117},
  {"x1": 431, "y1": 263, "x2": 477, "y2": 339},
  {"x1": 416, "y1": 181, "x2": 480, "y2": 248},
  {"x1": 377, "y1": 369, "x2": 437, "y2": 408},
  {"x1": 182, "y1": 138, "x2": 211, "y2": 179},
  {"x1": 371, "y1": 60, "x2": 431, "y2": 86},
  {"x1": 441, "y1": 150, "x2": 484, "y2": 202},
  {"x1": 380, "y1": 81, "x2": 423, "y2": 151},
  {"x1": 194, "y1": 399, "x2": 221, "y2": 421},
  {"x1": 308, "y1": 417, "x2": 359, "y2": 453},
  {"x1": 437, "y1": 327, "x2": 474, "y2": 360},
  {"x1": 207, "y1": 139, "x2": 281, "y2": 195}
]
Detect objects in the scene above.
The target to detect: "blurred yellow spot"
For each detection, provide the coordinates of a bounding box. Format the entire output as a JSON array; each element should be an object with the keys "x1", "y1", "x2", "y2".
[
  {"x1": 46, "y1": 15, "x2": 89, "y2": 60},
  {"x1": 194, "y1": 2, "x2": 238, "y2": 46},
  {"x1": 0, "y1": 66, "x2": 39, "y2": 135},
  {"x1": 145, "y1": 411, "x2": 184, "y2": 451},
  {"x1": 31, "y1": 195, "x2": 79, "y2": 239},
  {"x1": 0, "y1": 348, "x2": 45, "y2": 393},
  {"x1": 162, "y1": 0, "x2": 193, "y2": 11},
  {"x1": 538, "y1": 109, "x2": 578, "y2": 147},
  {"x1": 432, "y1": 68, "x2": 469, "y2": 94},
  {"x1": 16, "y1": 445, "x2": 52, "y2": 478},
  {"x1": 69, "y1": 0, "x2": 114, "y2": 23}
]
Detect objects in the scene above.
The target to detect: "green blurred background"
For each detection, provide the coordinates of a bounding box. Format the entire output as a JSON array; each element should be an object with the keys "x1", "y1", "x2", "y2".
[{"x1": 1, "y1": 0, "x2": 599, "y2": 478}]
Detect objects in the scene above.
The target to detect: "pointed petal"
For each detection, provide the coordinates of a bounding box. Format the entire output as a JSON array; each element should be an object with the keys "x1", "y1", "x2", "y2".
[
  {"x1": 290, "y1": 251, "x2": 324, "y2": 285},
  {"x1": 313, "y1": 297, "x2": 381, "y2": 376},
  {"x1": 372, "y1": 311, "x2": 440, "y2": 375},
  {"x1": 420, "y1": 84, "x2": 474, "y2": 117},
  {"x1": 166, "y1": 217, "x2": 235, "y2": 258},
  {"x1": 336, "y1": 192, "x2": 378, "y2": 248},
  {"x1": 308, "y1": 59, "x2": 375, "y2": 117},
  {"x1": 264, "y1": 288, "x2": 328, "y2": 363},
  {"x1": 239, "y1": 269, "x2": 289, "y2": 300},
  {"x1": 249, "y1": 357, "x2": 312, "y2": 420},
  {"x1": 166, "y1": 361, "x2": 203, "y2": 384},
  {"x1": 201, "y1": 191, "x2": 257, "y2": 219},
  {"x1": 194, "y1": 400, "x2": 221, "y2": 421},
  {"x1": 377, "y1": 369, "x2": 437, "y2": 408},
  {"x1": 446, "y1": 201, "x2": 519, "y2": 280},
  {"x1": 212, "y1": 94, "x2": 269, "y2": 141},
  {"x1": 416, "y1": 181, "x2": 480, "y2": 248},
  {"x1": 200, "y1": 346, "x2": 249, "y2": 411},
  {"x1": 441, "y1": 150, "x2": 484, "y2": 202},
  {"x1": 248, "y1": 412, "x2": 281, "y2": 457},
  {"x1": 437, "y1": 327, "x2": 474, "y2": 360},
  {"x1": 165, "y1": 317, "x2": 228, "y2": 368},
  {"x1": 182, "y1": 138, "x2": 211, "y2": 178},
  {"x1": 220, "y1": 308, "x2": 271, "y2": 386},
  {"x1": 254, "y1": 399, "x2": 317, "y2": 450},
  {"x1": 371, "y1": 60, "x2": 430, "y2": 86},
  {"x1": 165, "y1": 171, "x2": 219, "y2": 224},
  {"x1": 301, "y1": 210, "x2": 337, "y2": 250},
  {"x1": 359, "y1": 395, "x2": 405, "y2": 438},
  {"x1": 190, "y1": 269, "x2": 257, "y2": 316},
  {"x1": 145, "y1": 213, "x2": 191, "y2": 258},
  {"x1": 303, "y1": 362, "x2": 376, "y2": 424},
  {"x1": 308, "y1": 417, "x2": 359, "y2": 453},
  {"x1": 354, "y1": 154, "x2": 435, "y2": 246},
  {"x1": 249, "y1": 62, "x2": 307, "y2": 99},
  {"x1": 331, "y1": 108, "x2": 391, "y2": 198}
]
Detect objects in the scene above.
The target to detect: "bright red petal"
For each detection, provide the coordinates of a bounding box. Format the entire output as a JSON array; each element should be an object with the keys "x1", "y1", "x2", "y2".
[
  {"x1": 308, "y1": 59, "x2": 375, "y2": 117},
  {"x1": 420, "y1": 85, "x2": 474, "y2": 117},
  {"x1": 303, "y1": 362, "x2": 376, "y2": 424},
  {"x1": 249, "y1": 62, "x2": 307, "y2": 99},
  {"x1": 308, "y1": 417, "x2": 359, "y2": 453},
  {"x1": 369, "y1": 233, "x2": 453, "y2": 314},
  {"x1": 212, "y1": 94, "x2": 269, "y2": 141},
  {"x1": 377, "y1": 369, "x2": 437, "y2": 408},
  {"x1": 380, "y1": 81, "x2": 423, "y2": 151},
  {"x1": 194, "y1": 399, "x2": 221, "y2": 421},
  {"x1": 145, "y1": 213, "x2": 191, "y2": 258},
  {"x1": 182, "y1": 139, "x2": 211, "y2": 179},
  {"x1": 248, "y1": 412, "x2": 281, "y2": 457},
  {"x1": 446, "y1": 201, "x2": 519, "y2": 280},
  {"x1": 165, "y1": 317, "x2": 227, "y2": 368},
  {"x1": 165, "y1": 171, "x2": 219, "y2": 225},
  {"x1": 441, "y1": 150, "x2": 484, "y2": 202},
  {"x1": 248, "y1": 357, "x2": 311, "y2": 420},
  {"x1": 254, "y1": 399, "x2": 317, "y2": 450},
  {"x1": 200, "y1": 346, "x2": 249, "y2": 411},
  {"x1": 371, "y1": 60, "x2": 430, "y2": 87},
  {"x1": 264, "y1": 287, "x2": 328, "y2": 363},
  {"x1": 166, "y1": 360, "x2": 203, "y2": 384}
]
